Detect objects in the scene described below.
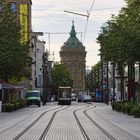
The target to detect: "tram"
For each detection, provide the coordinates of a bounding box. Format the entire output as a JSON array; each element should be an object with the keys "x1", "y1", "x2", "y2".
[{"x1": 58, "y1": 86, "x2": 71, "y2": 105}]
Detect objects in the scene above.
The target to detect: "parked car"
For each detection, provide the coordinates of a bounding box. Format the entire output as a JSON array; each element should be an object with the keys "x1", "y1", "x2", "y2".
[{"x1": 83, "y1": 95, "x2": 91, "y2": 102}]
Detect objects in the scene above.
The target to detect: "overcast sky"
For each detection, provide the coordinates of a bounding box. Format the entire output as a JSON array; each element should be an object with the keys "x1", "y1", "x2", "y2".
[{"x1": 32, "y1": 0, "x2": 126, "y2": 68}]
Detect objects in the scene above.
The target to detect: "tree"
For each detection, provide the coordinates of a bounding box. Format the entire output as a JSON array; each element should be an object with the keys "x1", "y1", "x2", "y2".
[
  {"x1": 97, "y1": 0, "x2": 140, "y2": 101},
  {"x1": 97, "y1": 0, "x2": 140, "y2": 63},
  {"x1": 51, "y1": 64, "x2": 72, "y2": 98},
  {"x1": 0, "y1": 0, "x2": 31, "y2": 82}
]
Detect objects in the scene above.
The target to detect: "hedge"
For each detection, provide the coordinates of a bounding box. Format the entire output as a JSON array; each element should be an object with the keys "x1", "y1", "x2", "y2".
[{"x1": 111, "y1": 101, "x2": 140, "y2": 118}]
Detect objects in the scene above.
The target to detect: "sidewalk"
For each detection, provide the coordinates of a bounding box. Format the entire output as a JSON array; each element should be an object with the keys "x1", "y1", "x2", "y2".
[{"x1": 92, "y1": 103, "x2": 140, "y2": 138}]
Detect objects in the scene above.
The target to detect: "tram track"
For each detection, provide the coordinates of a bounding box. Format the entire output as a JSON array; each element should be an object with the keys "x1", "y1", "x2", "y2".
[
  {"x1": 11, "y1": 106, "x2": 63, "y2": 140},
  {"x1": 73, "y1": 104, "x2": 108, "y2": 140},
  {"x1": 1, "y1": 103, "x2": 139, "y2": 140},
  {"x1": 38, "y1": 106, "x2": 69, "y2": 140},
  {"x1": 41, "y1": 104, "x2": 91, "y2": 140},
  {"x1": 0, "y1": 106, "x2": 58, "y2": 136},
  {"x1": 0, "y1": 109, "x2": 41, "y2": 135},
  {"x1": 73, "y1": 104, "x2": 117, "y2": 140},
  {"x1": 83, "y1": 107, "x2": 116, "y2": 140},
  {"x1": 73, "y1": 106, "x2": 90, "y2": 140},
  {"x1": 84, "y1": 106, "x2": 140, "y2": 140},
  {"x1": 74, "y1": 104, "x2": 112, "y2": 140},
  {"x1": 91, "y1": 108, "x2": 140, "y2": 140}
]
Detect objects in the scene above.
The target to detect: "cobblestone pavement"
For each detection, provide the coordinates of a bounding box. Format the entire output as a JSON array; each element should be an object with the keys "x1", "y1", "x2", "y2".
[
  {"x1": 44, "y1": 105, "x2": 86, "y2": 140},
  {"x1": 0, "y1": 102, "x2": 140, "y2": 140},
  {"x1": 0, "y1": 103, "x2": 59, "y2": 140},
  {"x1": 90, "y1": 103, "x2": 140, "y2": 139},
  {"x1": 75, "y1": 106, "x2": 110, "y2": 140}
]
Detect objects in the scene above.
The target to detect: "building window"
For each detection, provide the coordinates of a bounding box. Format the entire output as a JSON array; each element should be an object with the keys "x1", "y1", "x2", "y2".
[{"x1": 10, "y1": 2, "x2": 16, "y2": 13}]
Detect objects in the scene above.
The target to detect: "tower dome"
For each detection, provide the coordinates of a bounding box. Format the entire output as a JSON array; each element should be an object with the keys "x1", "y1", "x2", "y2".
[{"x1": 62, "y1": 21, "x2": 84, "y2": 48}]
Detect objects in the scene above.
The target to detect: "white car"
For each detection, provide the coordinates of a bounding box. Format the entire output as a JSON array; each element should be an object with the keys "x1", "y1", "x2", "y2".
[{"x1": 83, "y1": 95, "x2": 91, "y2": 102}]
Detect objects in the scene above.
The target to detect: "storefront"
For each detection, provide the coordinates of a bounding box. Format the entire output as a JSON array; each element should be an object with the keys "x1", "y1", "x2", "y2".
[{"x1": 0, "y1": 82, "x2": 15, "y2": 103}]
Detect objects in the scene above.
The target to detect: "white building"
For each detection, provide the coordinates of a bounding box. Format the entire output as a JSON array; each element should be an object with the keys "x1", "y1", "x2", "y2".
[
  {"x1": 31, "y1": 32, "x2": 46, "y2": 90},
  {"x1": 108, "y1": 63, "x2": 127, "y2": 101}
]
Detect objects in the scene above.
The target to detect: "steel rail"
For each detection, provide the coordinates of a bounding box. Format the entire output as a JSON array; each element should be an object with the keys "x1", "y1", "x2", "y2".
[
  {"x1": 73, "y1": 106, "x2": 90, "y2": 140},
  {"x1": 93, "y1": 110, "x2": 140, "y2": 140},
  {"x1": 39, "y1": 106, "x2": 69, "y2": 140},
  {"x1": 0, "y1": 107, "x2": 56, "y2": 136},
  {"x1": 82, "y1": 104, "x2": 139, "y2": 140},
  {"x1": 84, "y1": 108, "x2": 116, "y2": 140},
  {"x1": 12, "y1": 106, "x2": 61, "y2": 140}
]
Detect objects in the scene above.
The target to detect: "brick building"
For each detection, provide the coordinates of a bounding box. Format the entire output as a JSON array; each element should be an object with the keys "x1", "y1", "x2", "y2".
[{"x1": 60, "y1": 21, "x2": 86, "y2": 94}]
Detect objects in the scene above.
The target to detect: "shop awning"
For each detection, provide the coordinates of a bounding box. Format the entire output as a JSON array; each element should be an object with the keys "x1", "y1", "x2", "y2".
[{"x1": 0, "y1": 82, "x2": 15, "y2": 90}]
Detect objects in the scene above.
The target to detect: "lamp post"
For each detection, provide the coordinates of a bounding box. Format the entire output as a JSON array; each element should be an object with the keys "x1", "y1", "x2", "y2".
[{"x1": 42, "y1": 52, "x2": 48, "y2": 105}]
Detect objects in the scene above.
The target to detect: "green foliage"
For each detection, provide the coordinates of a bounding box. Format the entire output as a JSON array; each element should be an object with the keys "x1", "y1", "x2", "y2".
[
  {"x1": 85, "y1": 72, "x2": 94, "y2": 92},
  {"x1": 51, "y1": 64, "x2": 73, "y2": 92},
  {"x1": 111, "y1": 102, "x2": 115, "y2": 110},
  {"x1": 0, "y1": 0, "x2": 31, "y2": 81},
  {"x1": 111, "y1": 101, "x2": 140, "y2": 117},
  {"x1": 97, "y1": 0, "x2": 140, "y2": 64},
  {"x1": 125, "y1": 105, "x2": 134, "y2": 115},
  {"x1": 116, "y1": 102, "x2": 123, "y2": 112},
  {"x1": 88, "y1": 62, "x2": 101, "y2": 91},
  {"x1": 131, "y1": 106, "x2": 140, "y2": 118},
  {"x1": 2, "y1": 99, "x2": 26, "y2": 112},
  {"x1": 2, "y1": 103, "x2": 14, "y2": 112}
]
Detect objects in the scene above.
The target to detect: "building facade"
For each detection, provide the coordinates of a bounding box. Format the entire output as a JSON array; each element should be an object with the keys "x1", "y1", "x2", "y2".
[
  {"x1": 31, "y1": 32, "x2": 45, "y2": 89},
  {"x1": 134, "y1": 65, "x2": 140, "y2": 102},
  {"x1": 0, "y1": 0, "x2": 32, "y2": 102},
  {"x1": 5, "y1": 0, "x2": 32, "y2": 44},
  {"x1": 60, "y1": 21, "x2": 86, "y2": 94}
]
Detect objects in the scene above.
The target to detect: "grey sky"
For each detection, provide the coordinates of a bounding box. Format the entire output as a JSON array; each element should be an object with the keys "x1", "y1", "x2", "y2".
[{"x1": 32, "y1": 0, "x2": 126, "y2": 68}]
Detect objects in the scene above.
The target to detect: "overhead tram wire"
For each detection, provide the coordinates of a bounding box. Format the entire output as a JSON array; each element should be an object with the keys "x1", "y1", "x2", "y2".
[
  {"x1": 83, "y1": 0, "x2": 96, "y2": 43},
  {"x1": 64, "y1": 0, "x2": 96, "y2": 43},
  {"x1": 64, "y1": 11, "x2": 89, "y2": 44},
  {"x1": 33, "y1": 7, "x2": 122, "y2": 12}
]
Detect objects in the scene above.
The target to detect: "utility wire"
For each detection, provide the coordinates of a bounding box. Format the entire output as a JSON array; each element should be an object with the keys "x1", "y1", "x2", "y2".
[
  {"x1": 32, "y1": 7, "x2": 122, "y2": 12},
  {"x1": 89, "y1": 0, "x2": 96, "y2": 14},
  {"x1": 83, "y1": 0, "x2": 96, "y2": 43}
]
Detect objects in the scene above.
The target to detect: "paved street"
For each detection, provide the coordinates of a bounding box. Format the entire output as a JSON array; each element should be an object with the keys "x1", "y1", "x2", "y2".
[{"x1": 0, "y1": 102, "x2": 140, "y2": 140}]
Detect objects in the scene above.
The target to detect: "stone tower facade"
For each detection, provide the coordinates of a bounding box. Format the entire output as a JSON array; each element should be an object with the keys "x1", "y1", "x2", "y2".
[{"x1": 60, "y1": 21, "x2": 86, "y2": 93}]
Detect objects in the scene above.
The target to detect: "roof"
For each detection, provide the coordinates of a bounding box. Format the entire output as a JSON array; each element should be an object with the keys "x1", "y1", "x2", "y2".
[
  {"x1": 62, "y1": 21, "x2": 84, "y2": 49},
  {"x1": 0, "y1": 82, "x2": 24, "y2": 90}
]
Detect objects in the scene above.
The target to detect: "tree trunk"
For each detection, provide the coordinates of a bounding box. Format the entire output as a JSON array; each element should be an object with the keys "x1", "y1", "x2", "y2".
[
  {"x1": 112, "y1": 63, "x2": 116, "y2": 101},
  {"x1": 128, "y1": 63, "x2": 135, "y2": 101},
  {"x1": 118, "y1": 63, "x2": 124, "y2": 101}
]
